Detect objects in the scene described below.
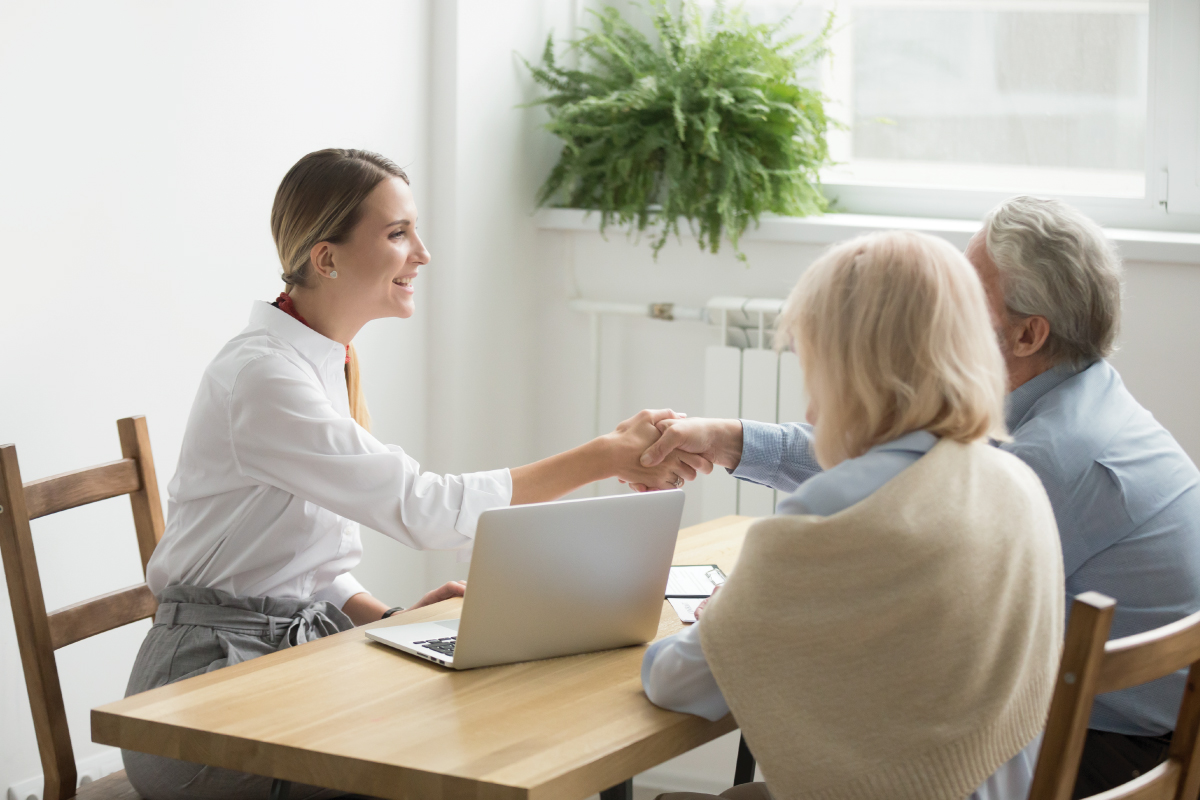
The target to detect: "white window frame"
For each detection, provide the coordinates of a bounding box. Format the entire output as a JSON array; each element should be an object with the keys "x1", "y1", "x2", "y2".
[
  {"x1": 1160, "y1": 0, "x2": 1200, "y2": 214},
  {"x1": 818, "y1": 0, "x2": 1200, "y2": 231}
]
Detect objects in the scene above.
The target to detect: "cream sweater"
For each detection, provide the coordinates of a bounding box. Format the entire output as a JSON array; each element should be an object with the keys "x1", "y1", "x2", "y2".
[{"x1": 700, "y1": 438, "x2": 1064, "y2": 800}]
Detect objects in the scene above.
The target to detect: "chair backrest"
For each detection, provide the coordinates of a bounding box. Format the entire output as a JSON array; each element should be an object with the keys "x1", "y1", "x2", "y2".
[
  {"x1": 1029, "y1": 591, "x2": 1200, "y2": 800},
  {"x1": 0, "y1": 416, "x2": 164, "y2": 800}
]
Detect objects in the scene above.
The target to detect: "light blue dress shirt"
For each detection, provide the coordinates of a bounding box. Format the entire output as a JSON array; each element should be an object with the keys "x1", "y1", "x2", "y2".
[
  {"x1": 641, "y1": 430, "x2": 1041, "y2": 800},
  {"x1": 732, "y1": 359, "x2": 1200, "y2": 736}
]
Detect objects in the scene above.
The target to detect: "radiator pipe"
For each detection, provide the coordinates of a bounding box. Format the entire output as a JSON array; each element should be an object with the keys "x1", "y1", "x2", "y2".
[{"x1": 566, "y1": 299, "x2": 709, "y2": 322}]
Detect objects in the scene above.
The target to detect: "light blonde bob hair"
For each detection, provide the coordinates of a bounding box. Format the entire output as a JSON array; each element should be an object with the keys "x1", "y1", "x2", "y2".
[{"x1": 777, "y1": 230, "x2": 1008, "y2": 469}]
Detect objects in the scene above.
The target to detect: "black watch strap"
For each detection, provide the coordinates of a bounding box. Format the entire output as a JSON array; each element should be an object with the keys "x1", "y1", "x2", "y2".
[{"x1": 380, "y1": 606, "x2": 404, "y2": 619}]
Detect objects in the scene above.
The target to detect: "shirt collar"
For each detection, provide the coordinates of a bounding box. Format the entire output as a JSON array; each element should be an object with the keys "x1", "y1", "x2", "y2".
[
  {"x1": 869, "y1": 429, "x2": 939, "y2": 456},
  {"x1": 248, "y1": 301, "x2": 346, "y2": 370},
  {"x1": 1005, "y1": 360, "x2": 1091, "y2": 431}
]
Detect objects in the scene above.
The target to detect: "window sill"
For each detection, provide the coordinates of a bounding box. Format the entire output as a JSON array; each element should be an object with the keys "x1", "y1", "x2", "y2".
[{"x1": 533, "y1": 208, "x2": 1200, "y2": 266}]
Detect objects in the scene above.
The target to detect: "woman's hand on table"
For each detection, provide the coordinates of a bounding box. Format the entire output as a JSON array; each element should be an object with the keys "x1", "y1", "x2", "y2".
[{"x1": 406, "y1": 581, "x2": 466, "y2": 612}]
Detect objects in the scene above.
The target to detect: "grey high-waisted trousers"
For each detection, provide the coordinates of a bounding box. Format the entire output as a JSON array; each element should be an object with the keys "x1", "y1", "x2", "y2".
[{"x1": 122, "y1": 585, "x2": 355, "y2": 800}]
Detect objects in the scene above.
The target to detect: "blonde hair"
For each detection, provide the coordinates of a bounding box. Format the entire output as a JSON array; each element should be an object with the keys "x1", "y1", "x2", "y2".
[
  {"x1": 776, "y1": 230, "x2": 1008, "y2": 469},
  {"x1": 270, "y1": 149, "x2": 410, "y2": 430}
]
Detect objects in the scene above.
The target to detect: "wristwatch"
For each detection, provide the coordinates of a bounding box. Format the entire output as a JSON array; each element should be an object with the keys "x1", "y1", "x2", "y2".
[{"x1": 380, "y1": 606, "x2": 404, "y2": 619}]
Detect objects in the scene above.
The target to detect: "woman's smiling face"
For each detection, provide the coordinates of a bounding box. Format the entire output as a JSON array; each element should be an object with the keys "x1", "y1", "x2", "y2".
[{"x1": 327, "y1": 176, "x2": 429, "y2": 321}]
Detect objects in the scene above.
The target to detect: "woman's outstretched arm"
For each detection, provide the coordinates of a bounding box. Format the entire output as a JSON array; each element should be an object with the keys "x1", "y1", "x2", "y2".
[{"x1": 510, "y1": 409, "x2": 712, "y2": 505}]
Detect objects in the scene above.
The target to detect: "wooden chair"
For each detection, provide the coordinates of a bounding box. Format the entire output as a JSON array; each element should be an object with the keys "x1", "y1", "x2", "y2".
[
  {"x1": 0, "y1": 417, "x2": 164, "y2": 800},
  {"x1": 1029, "y1": 591, "x2": 1200, "y2": 800}
]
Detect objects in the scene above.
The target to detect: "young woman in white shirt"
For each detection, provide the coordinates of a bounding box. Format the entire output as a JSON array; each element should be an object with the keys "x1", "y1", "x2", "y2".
[{"x1": 122, "y1": 148, "x2": 706, "y2": 800}]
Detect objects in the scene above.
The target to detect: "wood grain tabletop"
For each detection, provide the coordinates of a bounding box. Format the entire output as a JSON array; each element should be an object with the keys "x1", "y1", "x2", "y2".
[{"x1": 92, "y1": 515, "x2": 755, "y2": 800}]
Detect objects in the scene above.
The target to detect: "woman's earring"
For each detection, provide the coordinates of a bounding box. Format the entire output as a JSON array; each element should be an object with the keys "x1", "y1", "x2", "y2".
[{"x1": 329, "y1": 270, "x2": 338, "y2": 279}]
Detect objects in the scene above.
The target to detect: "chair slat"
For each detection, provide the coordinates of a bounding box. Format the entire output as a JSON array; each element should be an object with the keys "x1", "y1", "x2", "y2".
[
  {"x1": 1096, "y1": 608, "x2": 1200, "y2": 695},
  {"x1": 47, "y1": 584, "x2": 157, "y2": 650},
  {"x1": 24, "y1": 459, "x2": 140, "y2": 520},
  {"x1": 1029, "y1": 592, "x2": 1116, "y2": 800},
  {"x1": 118, "y1": 417, "x2": 164, "y2": 575},
  {"x1": 1167, "y1": 662, "x2": 1200, "y2": 800},
  {"x1": 1086, "y1": 761, "x2": 1178, "y2": 800}
]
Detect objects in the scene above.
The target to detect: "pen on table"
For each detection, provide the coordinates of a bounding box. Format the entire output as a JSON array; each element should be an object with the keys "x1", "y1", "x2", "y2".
[{"x1": 667, "y1": 594, "x2": 716, "y2": 599}]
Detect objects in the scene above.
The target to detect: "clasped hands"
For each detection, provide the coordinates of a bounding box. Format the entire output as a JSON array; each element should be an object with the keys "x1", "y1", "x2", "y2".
[{"x1": 606, "y1": 410, "x2": 745, "y2": 492}]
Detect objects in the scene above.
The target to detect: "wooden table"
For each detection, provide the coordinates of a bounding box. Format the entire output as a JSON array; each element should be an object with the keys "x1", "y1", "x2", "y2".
[{"x1": 92, "y1": 515, "x2": 755, "y2": 800}]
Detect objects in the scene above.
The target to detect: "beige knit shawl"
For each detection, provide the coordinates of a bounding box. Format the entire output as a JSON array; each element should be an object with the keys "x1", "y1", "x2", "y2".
[{"x1": 700, "y1": 439, "x2": 1064, "y2": 800}]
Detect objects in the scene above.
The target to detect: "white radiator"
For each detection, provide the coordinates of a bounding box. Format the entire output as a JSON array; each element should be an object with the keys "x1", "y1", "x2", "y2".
[{"x1": 700, "y1": 298, "x2": 808, "y2": 520}]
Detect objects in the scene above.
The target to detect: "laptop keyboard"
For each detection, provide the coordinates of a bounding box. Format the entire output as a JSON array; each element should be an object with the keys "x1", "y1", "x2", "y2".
[{"x1": 414, "y1": 636, "x2": 456, "y2": 657}]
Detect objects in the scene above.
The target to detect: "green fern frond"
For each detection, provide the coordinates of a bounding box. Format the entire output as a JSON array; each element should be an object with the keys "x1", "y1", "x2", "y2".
[{"x1": 523, "y1": 0, "x2": 834, "y2": 261}]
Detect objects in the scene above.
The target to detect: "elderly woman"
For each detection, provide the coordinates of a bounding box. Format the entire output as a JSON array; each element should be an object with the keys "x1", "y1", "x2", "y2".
[{"x1": 642, "y1": 230, "x2": 1065, "y2": 800}]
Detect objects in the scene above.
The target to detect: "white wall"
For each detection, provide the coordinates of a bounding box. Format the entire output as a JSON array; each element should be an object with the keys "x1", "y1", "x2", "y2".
[
  {"x1": 0, "y1": 1, "x2": 432, "y2": 792},
  {"x1": 416, "y1": 0, "x2": 571, "y2": 587}
]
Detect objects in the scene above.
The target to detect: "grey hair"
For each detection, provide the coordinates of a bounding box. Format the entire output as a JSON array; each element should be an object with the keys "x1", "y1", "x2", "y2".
[{"x1": 983, "y1": 196, "x2": 1123, "y2": 365}]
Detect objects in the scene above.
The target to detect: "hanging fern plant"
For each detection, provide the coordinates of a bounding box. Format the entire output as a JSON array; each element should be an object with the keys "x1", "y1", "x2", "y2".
[{"x1": 524, "y1": 0, "x2": 835, "y2": 261}]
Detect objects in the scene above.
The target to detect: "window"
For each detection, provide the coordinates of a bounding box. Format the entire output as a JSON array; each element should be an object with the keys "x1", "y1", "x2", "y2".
[
  {"x1": 831, "y1": 2, "x2": 1148, "y2": 198},
  {"x1": 736, "y1": 0, "x2": 1200, "y2": 228}
]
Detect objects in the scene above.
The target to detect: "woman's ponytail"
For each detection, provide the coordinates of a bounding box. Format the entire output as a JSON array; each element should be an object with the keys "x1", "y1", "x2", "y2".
[{"x1": 345, "y1": 343, "x2": 371, "y2": 431}]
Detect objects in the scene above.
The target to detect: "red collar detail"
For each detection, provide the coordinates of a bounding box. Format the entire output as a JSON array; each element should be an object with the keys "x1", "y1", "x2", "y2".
[{"x1": 275, "y1": 293, "x2": 350, "y2": 365}]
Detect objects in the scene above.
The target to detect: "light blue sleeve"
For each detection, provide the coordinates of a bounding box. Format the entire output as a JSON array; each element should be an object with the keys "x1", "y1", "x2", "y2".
[
  {"x1": 966, "y1": 734, "x2": 1042, "y2": 800},
  {"x1": 732, "y1": 420, "x2": 823, "y2": 493},
  {"x1": 641, "y1": 621, "x2": 730, "y2": 721}
]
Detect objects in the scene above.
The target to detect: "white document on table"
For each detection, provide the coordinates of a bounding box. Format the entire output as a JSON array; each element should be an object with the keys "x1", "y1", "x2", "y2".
[
  {"x1": 666, "y1": 565, "x2": 726, "y2": 623},
  {"x1": 669, "y1": 597, "x2": 703, "y2": 624}
]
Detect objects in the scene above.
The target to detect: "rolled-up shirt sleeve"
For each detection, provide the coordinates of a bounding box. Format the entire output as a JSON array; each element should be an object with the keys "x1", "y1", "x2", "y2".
[
  {"x1": 641, "y1": 622, "x2": 730, "y2": 722},
  {"x1": 313, "y1": 571, "x2": 369, "y2": 608},
  {"x1": 733, "y1": 420, "x2": 823, "y2": 493},
  {"x1": 383, "y1": 445, "x2": 511, "y2": 538},
  {"x1": 229, "y1": 354, "x2": 512, "y2": 551}
]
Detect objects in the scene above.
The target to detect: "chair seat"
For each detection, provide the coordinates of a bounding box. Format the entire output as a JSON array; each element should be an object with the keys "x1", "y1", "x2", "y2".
[{"x1": 76, "y1": 770, "x2": 142, "y2": 800}]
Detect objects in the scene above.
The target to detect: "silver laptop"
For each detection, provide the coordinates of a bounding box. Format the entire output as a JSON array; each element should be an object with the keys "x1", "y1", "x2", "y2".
[{"x1": 366, "y1": 490, "x2": 685, "y2": 669}]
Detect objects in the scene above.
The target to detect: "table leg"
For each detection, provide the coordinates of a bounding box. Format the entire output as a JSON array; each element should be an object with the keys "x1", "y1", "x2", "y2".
[
  {"x1": 600, "y1": 777, "x2": 633, "y2": 800},
  {"x1": 733, "y1": 734, "x2": 756, "y2": 785},
  {"x1": 724, "y1": 734, "x2": 753, "y2": 786},
  {"x1": 268, "y1": 779, "x2": 291, "y2": 800}
]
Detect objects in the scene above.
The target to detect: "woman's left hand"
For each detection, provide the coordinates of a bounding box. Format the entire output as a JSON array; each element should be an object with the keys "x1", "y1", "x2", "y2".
[{"x1": 406, "y1": 580, "x2": 467, "y2": 612}]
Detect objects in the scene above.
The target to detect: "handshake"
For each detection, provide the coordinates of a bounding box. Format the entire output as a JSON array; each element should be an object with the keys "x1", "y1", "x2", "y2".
[{"x1": 604, "y1": 409, "x2": 746, "y2": 492}]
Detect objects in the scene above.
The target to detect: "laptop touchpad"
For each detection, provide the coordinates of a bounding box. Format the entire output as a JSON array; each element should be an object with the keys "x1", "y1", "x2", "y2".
[{"x1": 435, "y1": 619, "x2": 461, "y2": 632}]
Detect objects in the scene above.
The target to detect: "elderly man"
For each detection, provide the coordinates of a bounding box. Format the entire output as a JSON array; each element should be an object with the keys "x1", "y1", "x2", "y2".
[{"x1": 640, "y1": 196, "x2": 1200, "y2": 797}]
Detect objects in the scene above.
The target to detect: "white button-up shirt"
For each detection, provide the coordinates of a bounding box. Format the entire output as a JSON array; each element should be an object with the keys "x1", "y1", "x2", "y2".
[{"x1": 146, "y1": 302, "x2": 512, "y2": 608}]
